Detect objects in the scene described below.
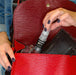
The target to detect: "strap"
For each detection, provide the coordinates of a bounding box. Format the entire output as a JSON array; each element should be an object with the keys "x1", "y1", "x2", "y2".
[{"x1": 17, "y1": 0, "x2": 20, "y2": 5}]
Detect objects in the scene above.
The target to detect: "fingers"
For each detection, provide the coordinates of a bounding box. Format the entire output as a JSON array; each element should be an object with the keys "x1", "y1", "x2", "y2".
[
  {"x1": 0, "y1": 32, "x2": 15, "y2": 71},
  {"x1": 43, "y1": 9, "x2": 57, "y2": 24},
  {"x1": 43, "y1": 8, "x2": 76, "y2": 31},
  {"x1": 51, "y1": 21, "x2": 69, "y2": 30},
  {"x1": 64, "y1": 14, "x2": 76, "y2": 26},
  {"x1": 43, "y1": 7, "x2": 76, "y2": 31},
  {"x1": 0, "y1": 57, "x2": 6, "y2": 69},
  {"x1": 43, "y1": 9, "x2": 64, "y2": 30},
  {"x1": 47, "y1": 10, "x2": 64, "y2": 24},
  {"x1": 59, "y1": 13, "x2": 69, "y2": 21},
  {"x1": 0, "y1": 43, "x2": 15, "y2": 71},
  {"x1": 57, "y1": 13, "x2": 75, "y2": 27},
  {"x1": 0, "y1": 51, "x2": 11, "y2": 71},
  {"x1": 6, "y1": 46, "x2": 15, "y2": 62},
  {"x1": 50, "y1": 13, "x2": 71, "y2": 30}
]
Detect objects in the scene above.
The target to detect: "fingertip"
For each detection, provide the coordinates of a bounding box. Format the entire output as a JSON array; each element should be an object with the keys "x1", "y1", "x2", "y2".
[
  {"x1": 7, "y1": 66, "x2": 11, "y2": 72},
  {"x1": 7, "y1": 48, "x2": 15, "y2": 60},
  {"x1": 12, "y1": 58, "x2": 15, "y2": 62},
  {"x1": 47, "y1": 20, "x2": 51, "y2": 24},
  {"x1": 44, "y1": 28, "x2": 47, "y2": 31},
  {"x1": 57, "y1": 19, "x2": 60, "y2": 23}
]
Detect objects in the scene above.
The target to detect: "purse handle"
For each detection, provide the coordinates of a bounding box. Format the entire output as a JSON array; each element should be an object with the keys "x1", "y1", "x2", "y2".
[
  {"x1": 17, "y1": 0, "x2": 20, "y2": 5},
  {"x1": 17, "y1": 0, "x2": 27, "y2": 5}
]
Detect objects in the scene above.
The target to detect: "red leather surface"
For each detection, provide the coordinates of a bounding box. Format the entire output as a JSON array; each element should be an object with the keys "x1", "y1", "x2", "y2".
[
  {"x1": 13, "y1": 0, "x2": 76, "y2": 45},
  {"x1": 14, "y1": 40, "x2": 25, "y2": 51},
  {"x1": 11, "y1": 53, "x2": 76, "y2": 75},
  {"x1": 11, "y1": 0, "x2": 76, "y2": 75},
  {"x1": 11, "y1": 41, "x2": 76, "y2": 75}
]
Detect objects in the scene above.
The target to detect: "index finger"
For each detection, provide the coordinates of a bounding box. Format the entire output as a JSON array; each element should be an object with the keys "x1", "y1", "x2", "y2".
[
  {"x1": 44, "y1": 10, "x2": 64, "y2": 30},
  {"x1": 6, "y1": 46, "x2": 15, "y2": 62},
  {"x1": 0, "y1": 51, "x2": 11, "y2": 70},
  {"x1": 43, "y1": 8, "x2": 58, "y2": 24}
]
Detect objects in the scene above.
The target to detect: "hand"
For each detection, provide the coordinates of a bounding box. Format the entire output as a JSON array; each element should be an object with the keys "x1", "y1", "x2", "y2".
[
  {"x1": 43, "y1": 8, "x2": 76, "y2": 31},
  {"x1": 0, "y1": 32, "x2": 15, "y2": 71}
]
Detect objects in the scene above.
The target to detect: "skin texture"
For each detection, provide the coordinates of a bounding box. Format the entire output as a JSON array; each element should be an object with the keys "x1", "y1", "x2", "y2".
[
  {"x1": 0, "y1": 32, "x2": 15, "y2": 70},
  {"x1": 43, "y1": 8, "x2": 76, "y2": 31},
  {"x1": 0, "y1": 8, "x2": 76, "y2": 70}
]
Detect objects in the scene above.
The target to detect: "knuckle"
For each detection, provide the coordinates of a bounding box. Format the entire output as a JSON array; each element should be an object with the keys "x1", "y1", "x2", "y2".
[
  {"x1": 57, "y1": 8, "x2": 64, "y2": 13},
  {"x1": 4, "y1": 61, "x2": 9, "y2": 66},
  {"x1": 0, "y1": 51, "x2": 4, "y2": 56},
  {"x1": 58, "y1": 8, "x2": 63, "y2": 10},
  {"x1": 66, "y1": 13, "x2": 70, "y2": 16},
  {"x1": 4, "y1": 43, "x2": 10, "y2": 48},
  {"x1": 46, "y1": 11, "x2": 51, "y2": 16},
  {"x1": 57, "y1": 9, "x2": 61, "y2": 13}
]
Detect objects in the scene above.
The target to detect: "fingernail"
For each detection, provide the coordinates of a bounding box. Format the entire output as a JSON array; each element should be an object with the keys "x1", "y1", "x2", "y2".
[
  {"x1": 47, "y1": 20, "x2": 51, "y2": 24},
  {"x1": 57, "y1": 19, "x2": 60, "y2": 23},
  {"x1": 44, "y1": 28, "x2": 47, "y2": 31},
  {"x1": 7, "y1": 66, "x2": 11, "y2": 72},
  {"x1": 43, "y1": 24, "x2": 44, "y2": 28},
  {"x1": 12, "y1": 58, "x2": 15, "y2": 62}
]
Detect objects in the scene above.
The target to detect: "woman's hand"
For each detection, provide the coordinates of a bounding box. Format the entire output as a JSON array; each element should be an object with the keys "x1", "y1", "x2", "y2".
[
  {"x1": 43, "y1": 8, "x2": 76, "y2": 31},
  {"x1": 0, "y1": 32, "x2": 15, "y2": 71}
]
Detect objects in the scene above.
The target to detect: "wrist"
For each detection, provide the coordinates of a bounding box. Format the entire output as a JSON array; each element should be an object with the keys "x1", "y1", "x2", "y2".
[
  {"x1": 0, "y1": 32, "x2": 11, "y2": 45},
  {"x1": 0, "y1": 32, "x2": 8, "y2": 40}
]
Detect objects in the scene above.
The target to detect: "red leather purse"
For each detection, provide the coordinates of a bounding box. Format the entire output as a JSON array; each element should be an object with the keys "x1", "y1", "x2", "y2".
[{"x1": 11, "y1": 0, "x2": 76, "y2": 75}]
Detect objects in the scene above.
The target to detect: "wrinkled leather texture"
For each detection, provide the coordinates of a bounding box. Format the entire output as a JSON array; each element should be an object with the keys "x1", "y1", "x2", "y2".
[
  {"x1": 11, "y1": 41, "x2": 76, "y2": 75},
  {"x1": 11, "y1": 0, "x2": 76, "y2": 75},
  {"x1": 13, "y1": 0, "x2": 76, "y2": 45},
  {"x1": 11, "y1": 53, "x2": 76, "y2": 75}
]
